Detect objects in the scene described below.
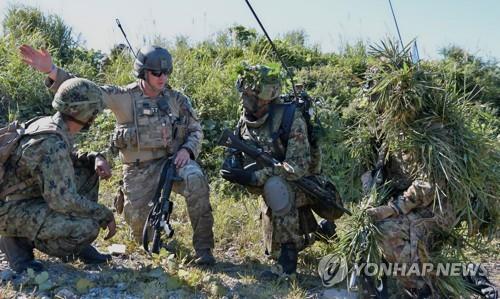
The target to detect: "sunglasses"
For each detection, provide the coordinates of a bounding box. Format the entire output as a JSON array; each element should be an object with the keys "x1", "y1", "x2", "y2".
[{"x1": 150, "y1": 70, "x2": 168, "y2": 77}]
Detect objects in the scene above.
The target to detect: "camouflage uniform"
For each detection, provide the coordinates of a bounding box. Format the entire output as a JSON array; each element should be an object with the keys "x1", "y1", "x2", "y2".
[
  {"x1": 45, "y1": 68, "x2": 214, "y2": 250},
  {"x1": 0, "y1": 114, "x2": 113, "y2": 257},
  {"x1": 237, "y1": 106, "x2": 313, "y2": 256},
  {"x1": 364, "y1": 151, "x2": 455, "y2": 291}
]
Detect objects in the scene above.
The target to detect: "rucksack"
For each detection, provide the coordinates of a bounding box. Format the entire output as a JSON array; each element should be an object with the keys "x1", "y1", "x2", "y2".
[
  {"x1": 0, "y1": 121, "x2": 25, "y2": 182},
  {"x1": 0, "y1": 117, "x2": 65, "y2": 184},
  {"x1": 271, "y1": 89, "x2": 323, "y2": 175}
]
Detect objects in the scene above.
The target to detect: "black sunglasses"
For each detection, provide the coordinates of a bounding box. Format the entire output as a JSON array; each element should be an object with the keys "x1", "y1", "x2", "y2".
[{"x1": 150, "y1": 70, "x2": 168, "y2": 77}]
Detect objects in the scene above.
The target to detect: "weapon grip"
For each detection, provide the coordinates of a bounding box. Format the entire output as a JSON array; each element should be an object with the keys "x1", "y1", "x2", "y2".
[{"x1": 217, "y1": 129, "x2": 232, "y2": 147}]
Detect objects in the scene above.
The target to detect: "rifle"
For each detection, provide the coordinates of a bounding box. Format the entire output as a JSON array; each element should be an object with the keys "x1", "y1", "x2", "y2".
[
  {"x1": 142, "y1": 156, "x2": 182, "y2": 254},
  {"x1": 218, "y1": 129, "x2": 351, "y2": 216}
]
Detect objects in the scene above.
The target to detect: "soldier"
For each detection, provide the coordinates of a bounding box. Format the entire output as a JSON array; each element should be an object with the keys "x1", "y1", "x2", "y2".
[
  {"x1": 0, "y1": 78, "x2": 116, "y2": 273},
  {"x1": 355, "y1": 63, "x2": 499, "y2": 298},
  {"x1": 220, "y1": 64, "x2": 336, "y2": 278},
  {"x1": 362, "y1": 146, "x2": 498, "y2": 298},
  {"x1": 19, "y1": 45, "x2": 215, "y2": 265}
]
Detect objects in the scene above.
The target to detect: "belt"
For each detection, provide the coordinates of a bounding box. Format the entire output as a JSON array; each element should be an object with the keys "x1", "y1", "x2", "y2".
[{"x1": 120, "y1": 148, "x2": 168, "y2": 164}]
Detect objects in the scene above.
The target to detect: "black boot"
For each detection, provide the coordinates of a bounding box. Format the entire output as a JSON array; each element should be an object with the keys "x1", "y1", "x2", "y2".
[
  {"x1": 464, "y1": 270, "x2": 499, "y2": 299},
  {"x1": 278, "y1": 243, "x2": 298, "y2": 275},
  {"x1": 0, "y1": 237, "x2": 43, "y2": 273},
  {"x1": 358, "y1": 273, "x2": 389, "y2": 299},
  {"x1": 260, "y1": 243, "x2": 298, "y2": 280},
  {"x1": 62, "y1": 245, "x2": 112, "y2": 264}
]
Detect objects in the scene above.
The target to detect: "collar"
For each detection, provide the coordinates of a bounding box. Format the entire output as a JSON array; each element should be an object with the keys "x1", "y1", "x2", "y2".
[
  {"x1": 243, "y1": 112, "x2": 269, "y2": 128},
  {"x1": 138, "y1": 80, "x2": 169, "y2": 98},
  {"x1": 52, "y1": 112, "x2": 74, "y2": 145}
]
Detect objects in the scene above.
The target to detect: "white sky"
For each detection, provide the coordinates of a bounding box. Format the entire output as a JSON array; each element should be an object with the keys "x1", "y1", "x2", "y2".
[{"x1": 1, "y1": 0, "x2": 499, "y2": 60}]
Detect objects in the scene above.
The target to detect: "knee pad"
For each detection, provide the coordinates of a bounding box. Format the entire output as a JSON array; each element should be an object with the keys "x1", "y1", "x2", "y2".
[{"x1": 263, "y1": 176, "x2": 292, "y2": 216}]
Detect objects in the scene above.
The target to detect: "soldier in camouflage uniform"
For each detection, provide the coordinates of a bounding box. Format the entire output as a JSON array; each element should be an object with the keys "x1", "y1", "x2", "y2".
[
  {"x1": 360, "y1": 146, "x2": 454, "y2": 297},
  {"x1": 0, "y1": 78, "x2": 116, "y2": 273},
  {"x1": 221, "y1": 64, "x2": 334, "y2": 278},
  {"x1": 20, "y1": 44, "x2": 215, "y2": 265}
]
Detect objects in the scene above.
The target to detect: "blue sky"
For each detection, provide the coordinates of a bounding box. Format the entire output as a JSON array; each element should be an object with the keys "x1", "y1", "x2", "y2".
[{"x1": 1, "y1": 0, "x2": 499, "y2": 60}]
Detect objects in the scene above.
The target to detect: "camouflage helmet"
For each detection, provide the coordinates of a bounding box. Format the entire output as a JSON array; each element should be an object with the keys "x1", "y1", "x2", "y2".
[
  {"x1": 133, "y1": 45, "x2": 173, "y2": 79},
  {"x1": 52, "y1": 78, "x2": 103, "y2": 125},
  {"x1": 236, "y1": 63, "x2": 282, "y2": 101}
]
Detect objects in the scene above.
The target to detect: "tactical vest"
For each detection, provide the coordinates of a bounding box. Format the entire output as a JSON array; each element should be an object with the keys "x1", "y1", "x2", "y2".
[{"x1": 111, "y1": 88, "x2": 189, "y2": 164}]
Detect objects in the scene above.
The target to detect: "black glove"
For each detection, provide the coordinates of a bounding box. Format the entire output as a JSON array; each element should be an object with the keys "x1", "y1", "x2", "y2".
[{"x1": 220, "y1": 167, "x2": 257, "y2": 186}]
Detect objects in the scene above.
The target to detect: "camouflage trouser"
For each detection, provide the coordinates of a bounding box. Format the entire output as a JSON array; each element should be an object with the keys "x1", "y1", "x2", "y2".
[
  {"x1": 375, "y1": 207, "x2": 451, "y2": 291},
  {"x1": 0, "y1": 162, "x2": 101, "y2": 257},
  {"x1": 260, "y1": 182, "x2": 312, "y2": 257},
  {"x1": 122, "y1": 158, "x2": 214, "y2": 250}
]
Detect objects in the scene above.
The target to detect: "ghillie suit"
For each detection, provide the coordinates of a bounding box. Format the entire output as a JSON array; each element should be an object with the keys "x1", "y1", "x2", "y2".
[{"x1": 334, "y1": 40, "x2": 499, "y2": 298}]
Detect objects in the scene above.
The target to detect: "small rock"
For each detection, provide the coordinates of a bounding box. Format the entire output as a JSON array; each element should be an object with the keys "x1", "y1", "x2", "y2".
[
  {"x1": 321, "y1": 288, "x2": 357, "y2": 299},
  {"x1": 108, "y1": 244, "x2": 127, "y2": 255},
  {"x1": 55, "y1": 288, "x2": 78, "y2": 299}
]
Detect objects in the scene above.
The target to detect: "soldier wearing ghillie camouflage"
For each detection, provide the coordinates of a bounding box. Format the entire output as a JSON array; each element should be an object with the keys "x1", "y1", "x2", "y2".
[
  {"x1": 20, "y1": 44, "x2": 215, "y2": 265},
  {"x1": 220, "y1": 64, "x2": 337, "y2": 279},
  {"x1": 357, "y1": 64, "x2": 498, "y2": 298},
  {"x1": 0, "y1": 78, "x2": 116, "y2": 273}
]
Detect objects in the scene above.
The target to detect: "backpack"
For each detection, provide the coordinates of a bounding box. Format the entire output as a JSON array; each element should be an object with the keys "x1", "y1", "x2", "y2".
[
  {"x1": 0, "y1": 121, "x2": 25, "y2": 182},
  {"x1": 271, "y1": 89, "x2": 323, "y2": 175},
  {"x1": 0, "y1": 117, "x2": 64, "y2": 184}
]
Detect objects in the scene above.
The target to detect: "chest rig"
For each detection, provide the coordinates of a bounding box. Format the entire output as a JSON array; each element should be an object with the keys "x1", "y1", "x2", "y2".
[{"x1": 112, "y1": 91, "x2": 188, "y2": 163}]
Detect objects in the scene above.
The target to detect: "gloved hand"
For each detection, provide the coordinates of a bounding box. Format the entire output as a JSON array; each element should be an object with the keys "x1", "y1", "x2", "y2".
[
  {"x1": 220, "y1": 167, "x2": 257, "y2": 186},
  {"x1": 366, "y1": 205, "x2": 396, "y2": 221}
]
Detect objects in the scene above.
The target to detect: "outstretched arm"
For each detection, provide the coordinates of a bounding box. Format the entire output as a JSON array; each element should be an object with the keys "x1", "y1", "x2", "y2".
[{"x1": 19, "y1": 44, "x2": 57, "y2": 80}]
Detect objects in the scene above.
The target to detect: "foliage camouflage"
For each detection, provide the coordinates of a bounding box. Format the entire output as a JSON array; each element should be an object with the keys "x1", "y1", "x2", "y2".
[{"x1": 332, "y1": 40, "x2": 499, "y2": 297}]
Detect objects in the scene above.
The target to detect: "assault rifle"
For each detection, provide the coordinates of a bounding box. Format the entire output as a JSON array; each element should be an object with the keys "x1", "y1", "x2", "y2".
[
  {"x1": 142, "y1": 156, "x2": 182, "y2": 254},
  {"x1": 218, "y1": 129, "x2": 351, "y2": 216}
]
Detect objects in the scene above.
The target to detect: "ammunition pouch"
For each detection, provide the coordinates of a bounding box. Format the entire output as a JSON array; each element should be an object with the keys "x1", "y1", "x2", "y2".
[
  {"x1": 111, "y1": 125, "x2": 137, "y2": 149},
  {"x1": 171, "y1": 118, "x2": 188, "y2": 154}
]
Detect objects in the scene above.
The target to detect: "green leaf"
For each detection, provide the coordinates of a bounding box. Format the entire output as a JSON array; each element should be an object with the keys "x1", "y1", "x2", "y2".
[
  {"x1": 76, "y1": 278, "x2": 95, "y2": 293},
  {"x1": 38, "y1": 281, "x2": 53, "y2": 291},
  {"x1": 165, "y1": 276, "x2": 183, "y2": 289},
  {"x1": 35, "y1": 271, "x2": 49, "y2": 284}
]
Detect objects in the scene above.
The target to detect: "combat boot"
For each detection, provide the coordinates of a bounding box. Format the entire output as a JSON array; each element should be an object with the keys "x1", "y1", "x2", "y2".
[
  {"x1": 260, "y1": 243, "x2": 298, "y2": 280},
  {"x1": 464, "y1": 270, "x2": 499, "y2": 299},
  {"x1": 194, "y1": 248, "x2": 215, "y2": 266},
  {"x1": 0, "y1": 237, "x2": 44, "y2": 273},
  {"x1": 61, "y1": 245, "x2": 112, "y2": 264}
]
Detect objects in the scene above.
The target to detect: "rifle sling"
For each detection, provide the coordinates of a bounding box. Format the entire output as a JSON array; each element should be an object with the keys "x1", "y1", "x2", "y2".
[{"x1": 270, "y1": 103, "x2": 296, "y2": 162}]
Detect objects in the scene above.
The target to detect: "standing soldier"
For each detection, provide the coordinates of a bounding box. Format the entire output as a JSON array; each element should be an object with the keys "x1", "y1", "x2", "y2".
[
  {"x1": 0, "y1": 78, "x2": 116, "y2": 273},
  {"x1": 221, "y1": 64, "x2": 339, "y2": 278},
  {"x1": 19, "y1": 45, "x2": 215, "y2": 265}
]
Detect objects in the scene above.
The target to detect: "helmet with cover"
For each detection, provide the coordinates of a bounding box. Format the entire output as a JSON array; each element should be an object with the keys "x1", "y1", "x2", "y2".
[{"x1": 52, "y1": 78, "x2": 103, "y2": 126}]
